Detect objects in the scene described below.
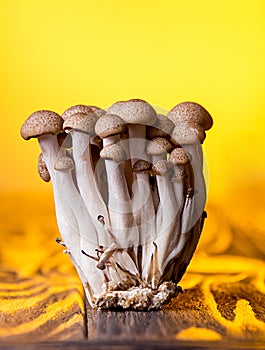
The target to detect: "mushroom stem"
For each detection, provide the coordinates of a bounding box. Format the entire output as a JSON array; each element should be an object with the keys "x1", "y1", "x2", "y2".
[
  {"x1": 71, "y1": 131, "x2": 112, "y2": 247},
  {"x1": 182, "y1": 143, "x2": 206, "y2": 225},
  {"x1": 103, "y1": 137, "x2": 138, "y2": 248},
  {"x1": 151, "y1": 160, "x2": 179, "y2": 286},
  {"x1": 38, "y1": 137, "x2": 104, "y2": 303},
  {"x1": 132, "y1": 170, "x2": 156, "y2": 282},
  {"x1": 164, "y1": 144, "x2": 206, "y2": 283},
  {"x1": 152, "y1": 154, "x2": 167, "y2": 233},
  {"x1": 128, "y1": 124, "x2": 147, "y2": 167},
  {"x1": 172, "y1": 213, "x2": 206, "y2": 284},
  {"x1": 53, "y1": 159, "x2": 105, "y2": 299}
]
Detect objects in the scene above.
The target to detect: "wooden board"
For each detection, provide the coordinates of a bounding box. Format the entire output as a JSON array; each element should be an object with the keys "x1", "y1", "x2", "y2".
[{"x1": 0, "y1": 192, "x2": 265, "y2": 347}]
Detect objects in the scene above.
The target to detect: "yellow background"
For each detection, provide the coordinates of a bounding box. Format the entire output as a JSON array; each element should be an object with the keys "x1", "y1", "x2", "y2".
[
  {"x1": 1, "y1": 0, "x2": 265, "y2": 203},
  {"x1": 0, "y1": 2, "x2": 265, "y2": 340}
]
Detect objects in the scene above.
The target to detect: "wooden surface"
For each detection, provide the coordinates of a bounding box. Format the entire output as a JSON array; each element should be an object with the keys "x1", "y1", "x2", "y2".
[{"x1": 0, "y1": 192, "x2": 265, "y2": 348}]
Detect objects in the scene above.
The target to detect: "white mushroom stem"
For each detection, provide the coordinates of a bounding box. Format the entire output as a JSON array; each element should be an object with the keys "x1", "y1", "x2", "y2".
[
  {"x1": 182, "y1": 142, "x2": 206, "y2": 227},
  {"x1": 103, "y1": 136, "x2": 139, "y2": 249},
  {"x1": 132, "y1": 171, "x2": 156, "y2": 282},
  {"x1": 163, "y1": 153, "x2": 203, "y2": 283},
  {"x1": 165, "y1": 143, "x2": 206, "y2": 281},
  {"x1": 152, "y1": 154, "x2": 167, "y2": 233},
  {"x1": 128, "y1": 124, "x2": 146, "y2": 167},
  {"x1": 130, "y1": 127, "x2": 157, "y2": 253},
  {"x1": 151, "y1": 165, "x2": 179, "y2": 288},
  {"x1": 71, "y1": 131, "x2": 112, "y2": 247},
  {"x1": 54, "y1": 166, "x2": 106, "y2": 299},
  {"x1": 38, "y1": 136, "x2": 105, "y2": 302},
  {"x1": 172, "y1": 213, "x2": 205, "y2": 284},
  {"x1": 161, "y1": 176, "x2": 186, "y2": 280}
]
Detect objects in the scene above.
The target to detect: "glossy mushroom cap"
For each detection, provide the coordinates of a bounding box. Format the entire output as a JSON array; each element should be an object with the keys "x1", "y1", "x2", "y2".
[
  {"x1": 146, "y1": 137, "x2": 173, "y2": 155},
  {"x1": 95, "y1": 114, "x2": 127, "y2": 138},
  {"x1": 167, "y1": 102, "x2": 213, "y2": 131},
  {"x1": 63, "y1": 112, "x2": 98, "y2": 134},
  {"x1": 152, "y1": 160, "x2": 171, "y2": 176},
  {"x1": 171, "y1": 123, "x2": 206, "y2": 146},
  {"x1": 61, "y1": 104, "x2": 104, "y2": 120},
  {"x1": 132, "y1": 160, "x2": 151, "y2": 173},
  {"x1": 147, "y1": 114, "x2": 175, "y2": 139},
  {"x1": 169, "y1": 148, "x2": 190, "y2": 165},
  {"x1": 20, "y1": 110, "x2": 63, "y2": 140},
  {"x1": 38, "y1": 153, "x2": 50, "y2": 182},
  {"x1": 107, "y1": 99, "x2": 157, "y2": 125},
  {"x1": 100, "y1": 143, "x2": 126, "y2": 163},
  {"x1": 54, "y1": 157, "x2": 75, "y2": 171}
]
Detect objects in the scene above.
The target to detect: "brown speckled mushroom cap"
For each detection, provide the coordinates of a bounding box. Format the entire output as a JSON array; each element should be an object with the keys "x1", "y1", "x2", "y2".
[
  {"x1": 152, "y1": 160, "x2": 171, "y2": 176},
  {"x1": 38, "y1": 153, "x2": 50, "y2": 182},
  {"x1": 88, "y1": 106, "x2": 106, "y2": 118},
  {"x1": 100, "y1": 143, "x2": 126, "y2": 163},
  {"x1": 63, "y1": 112, "x2": 98, "y2": 134},
  {"x1": 167, "y1": 102, "x2": 213, "y2": 131},
  {"x1": 171, "y1": 123, "x2": 206, "y2": 145},
  {"x1": 146, "y1": 137, "x2": 173, "y2": 155},
  {"x1": 54, "y1": 157, "x2": 75, "y2": 171},
  {"x1": 147, "y1": 114, "x2": 175, "y2": 139},
  {"x1": 20, "y1": 110, "x2": 63, "y2": 140},
  {"x1": 95, "y1": 114, "x2": 127, "y2": 138},
  {"x1": 107, "y1": 99, "x2": 157, "y2": 125},
  {"x1": 62, "y1": 104, "x2": 101, "y2": 120},
  {"x1": 169, "y1": 148, "x2": 190, "y2": 165},
  {"x1": 132, "y1": 160, "x2": 151, "y2": 173}
]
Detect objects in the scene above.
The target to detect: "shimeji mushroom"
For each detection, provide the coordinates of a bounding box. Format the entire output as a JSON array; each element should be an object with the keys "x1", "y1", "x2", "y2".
[
  {"x1": 63, "y1": 111, "x2": 111, "y2": 247},
  {"x1": 107, "y1": 100, "x2": 157, "y2": 251},
  {"x1": 54, "y1": 156, "x2": 105, "y2": 303},
  {"x1": 168, "y1": 101, "x2": 213, "y2": 167},
  {"x1": 146, "y1": 136, "x2": 174, "y2": 234},
  {"x1": 38, "y1": 153, "x2": 50, "y2": 182},
  {"x1": 21, "y1": 99, "x2": 213, "y2": 310},
  {"x1": 20, "y1": 110, "x2": 63, "y2": 166},
  {"x1": 21, "y1": 112, "x2": 106, "y2": 304},
  {"x1": 107, "y1": 99, "x2": 157, "y2": 166},
  {"x1": 132, "y1": 160, "x2": 156, "y2": 280},
  {"x1": 167, "y1": 102, "x2": 213, "y2": 283},
  {"x1": 95, "y1": 114, "x2": 138, "y2": 248},
  {"x1": 150, "y1": 159, "x2": 178, "y2": 287}
]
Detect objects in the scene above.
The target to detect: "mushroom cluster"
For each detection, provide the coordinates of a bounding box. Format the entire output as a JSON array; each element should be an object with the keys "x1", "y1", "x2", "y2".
[{"x1": 20, "y1": 99, "x2": 213, "y2": 310}]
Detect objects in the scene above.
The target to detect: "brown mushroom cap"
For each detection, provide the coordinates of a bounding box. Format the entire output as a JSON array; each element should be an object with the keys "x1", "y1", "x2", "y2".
[
  {"x1": 62, "y1": 104, "x2": 99, "y2": 120},
  {"x1": 146, "y1": 137, "x2": 173, "y2": 155},
  {"x1": 167, "y1": 102, "x2": 213, "y2": 130},
  {"x1": 107, "y1": 99, "x2": 157, "y2": 125},
  {"x1": 169, "y1": 148, "x2": 190, "y2": 165},
  {"x1": 20, "y1": 110, "x2": 63, "y2": 140},
  {"x1": 38, "y1": 153, "x2": 50, "y2": 182},
  {"x1": 95, "y1": 114, "x2": 127, "y2": 138},
  {"x1": 63, "y1": 112, "x2": 98, "y2": 134},
  {"x1": 132, "y1": 160, "x2": 151, "y2": 173},
  {"x1": 171, "y1": 122, "x2": 206, "y2": 145},
  {"x1": 152, "y1": 160, "x2": 171, "y2": 176},
  {"x1": 88, "y1": 106, "x2": 106, "y2": 118},
  {"x1": 100, "y1": 143, "x2": 126, "y2": 163},
  {"x1": 147, "y1": 114, "x2": 175, "y2": 139},
  {"x1": 54, "y1": 157, "x2": 75, "y2": 171}
]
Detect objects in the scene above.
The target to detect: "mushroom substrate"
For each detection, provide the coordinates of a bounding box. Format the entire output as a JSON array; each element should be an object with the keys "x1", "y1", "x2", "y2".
[{"x1": 20, "y1": 99, "x2": 213, "y2": 310}]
